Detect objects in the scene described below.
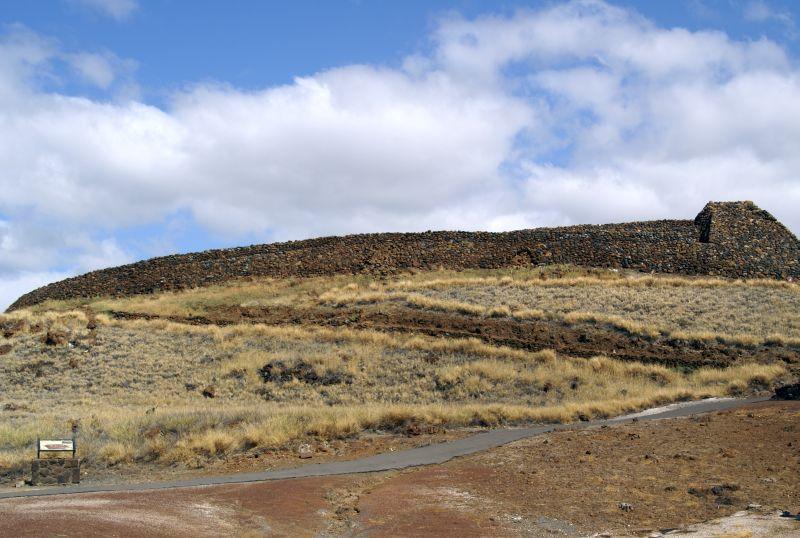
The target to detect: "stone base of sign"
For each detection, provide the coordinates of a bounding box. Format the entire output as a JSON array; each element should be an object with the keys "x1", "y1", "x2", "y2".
[{"x1": 31, "y1": 458, "x2": 80, "y2": 485}]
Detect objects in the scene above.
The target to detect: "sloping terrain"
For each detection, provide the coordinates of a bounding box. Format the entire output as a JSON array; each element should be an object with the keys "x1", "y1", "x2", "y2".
[
  {"x1": 0, "y1": 401, "x2": 797, "y2": 536},
  {"x1": 1, "y1": 266, "x2": 797, "y2": 485}
]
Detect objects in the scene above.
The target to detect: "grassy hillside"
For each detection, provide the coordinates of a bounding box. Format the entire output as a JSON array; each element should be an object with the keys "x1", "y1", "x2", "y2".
[{"x1": 1, "y1": 266, "x2": 797, "y2": 476}]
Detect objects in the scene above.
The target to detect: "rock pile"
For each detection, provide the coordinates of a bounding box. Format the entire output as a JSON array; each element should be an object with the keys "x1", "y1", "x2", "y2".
[{"x1": 7, "y1": 201, "x2": 799, "y2": 311}]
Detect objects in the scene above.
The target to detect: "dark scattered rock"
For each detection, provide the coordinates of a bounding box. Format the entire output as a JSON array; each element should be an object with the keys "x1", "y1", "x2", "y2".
[
  {"x1": 201, "y1": 385, "x2": 216, "y2": 398},
  {"x1": 688, "y1": 483, "x2": 740, "y2": 504},
  {"x1": 43, "y1": 329, "x2": 69, "y2": 346},
  {"x1": 16, "y1": 359, "x2": 53, "y2": 378},
  {"x1": 405, "y1": 422, "x2": 422, "y2": 436},
  {"x1": 254, "y1": 387, "x2": 274, "y2": 400},
  {"x1": 184, "y1": 383, "x2": 198, "y2": 392},
  {"x1": 773, "y1": 382, "x2": 800, "y2": 400},
  {"x1": 1, "y1": 319, "x2": 25, "y2": 338},
  {"x1": 259, "y1": 360, "x2": 352, "y2": 386},
  {"x1": 423, "y1": 352, "x2": 439, "y2": 365},
  {"x1": 0, "y1": 343, "x2": 11, "y2": 355}
]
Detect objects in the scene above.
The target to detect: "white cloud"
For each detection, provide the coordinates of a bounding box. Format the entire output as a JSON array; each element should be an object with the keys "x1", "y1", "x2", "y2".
[
  {"x1": 743, "y1": 1, "x2": 796, "y2": 38},
  {"x1": 744, "y1": 1, "x2": 793, "y2": 24},
  {"x1": 2, "y1": 0, "x2": 800, "y2": 307},
  {"x1": 70, "y1": 0, "x2": 139, "y2": 21},
  {"x1": 0, "y1": 271, "x2": 73, "y2": 311},
  {"x1": 65, "y1": 52, "x2": 115, "y2": 88}
]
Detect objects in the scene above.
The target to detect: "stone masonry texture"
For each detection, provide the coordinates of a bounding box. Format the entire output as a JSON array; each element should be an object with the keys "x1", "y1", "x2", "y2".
[
  {"x1": 30, "y1": 458, "x2": 81, "y2": 486},
  {"x1": 7, "y1": 201, "x2": 800, "y2": 311}
]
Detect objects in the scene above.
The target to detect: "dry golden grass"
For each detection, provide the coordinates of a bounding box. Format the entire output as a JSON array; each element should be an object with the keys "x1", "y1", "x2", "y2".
[
  {"x1": 0, "y1": 310, "x2": 788, "y2": 471},
  {"x1": 319, "y1": 276, "x2": 800, "y2": 348},
  {"x1": 26, "y1": 265, "x2": 799, "y2": 348},
  {"x1": 3, "y1": 267, "x2": 796, "y2": 474},
  {"x1": 24, "y1": 266, "x2": 612, "y2": 316}
]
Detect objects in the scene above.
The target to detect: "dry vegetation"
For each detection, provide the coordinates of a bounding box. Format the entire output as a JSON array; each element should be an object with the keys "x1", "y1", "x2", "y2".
[
  {"x1": 319, "y1": 272, "x2": 800, "y2": 348},
  {"x1": 0, "y1": 311, "x2": 786, "y2": 474},
  {"x1": 34, "y1": 265, "x2": 800, "y2": 348},
  {"x1": 24, "y1": 266, "x2": 616, "y2": 317},
  {"x1": 1, "y1": 266, "x2": 797, "y2": 477}
]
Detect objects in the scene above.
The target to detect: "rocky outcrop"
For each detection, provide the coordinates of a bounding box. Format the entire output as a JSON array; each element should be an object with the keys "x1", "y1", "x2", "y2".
[
  {"x1": 7, "y1": 201, "x2": 799, "y2": 311},
  {"x1": 773, "y1": 382, "x2": 800, "y2": 400}
]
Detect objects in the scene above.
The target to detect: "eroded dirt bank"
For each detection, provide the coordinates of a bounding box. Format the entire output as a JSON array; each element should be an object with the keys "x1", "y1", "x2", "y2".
[{"x1": 113, "y1": 303, "x2": 800, "y2": 370}]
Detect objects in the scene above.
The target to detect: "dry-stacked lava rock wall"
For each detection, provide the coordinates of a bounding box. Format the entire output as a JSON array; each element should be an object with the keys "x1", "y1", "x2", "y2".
[{"x1": 8, "y1": 201, "x2": 799, "y2": 311}]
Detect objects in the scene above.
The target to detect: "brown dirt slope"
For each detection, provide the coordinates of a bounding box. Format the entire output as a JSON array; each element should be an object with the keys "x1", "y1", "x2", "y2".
[{"x1": 110, "y1": 302, "x2": 800, "y2": 369}]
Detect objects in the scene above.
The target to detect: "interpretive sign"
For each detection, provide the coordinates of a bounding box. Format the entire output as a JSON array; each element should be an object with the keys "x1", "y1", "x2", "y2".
[{"x1": 37, "y1": 438, "x2": 76, "y2": 458}]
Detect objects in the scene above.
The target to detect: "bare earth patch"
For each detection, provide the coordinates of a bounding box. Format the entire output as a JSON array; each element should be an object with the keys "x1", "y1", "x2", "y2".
[
  {"x1": 355, "y1": 400, "x2": 799, "y2": 536},
  {"x1": 0, "y1": 401, "x2": 797, "y2": 537}
]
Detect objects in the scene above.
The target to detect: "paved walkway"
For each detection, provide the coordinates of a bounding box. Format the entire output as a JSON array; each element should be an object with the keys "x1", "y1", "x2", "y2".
[{"x1": 0, "y1": 396, "x2": 767, "y2": 500}]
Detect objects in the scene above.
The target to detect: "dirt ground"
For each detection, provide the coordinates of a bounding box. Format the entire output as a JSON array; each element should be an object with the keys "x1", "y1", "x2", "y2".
[
  {"x1": 1, "y1": 400, "x2": 797, "y2": 537},
  {"x1": 356, "y1": 400, "x2": 799, "y2": 536},
  {"x1": 113, "y1": 303, "x2": 800, "y2": 370}
]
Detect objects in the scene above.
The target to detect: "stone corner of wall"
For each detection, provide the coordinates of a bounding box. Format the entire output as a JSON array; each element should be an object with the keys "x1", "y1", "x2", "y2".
[{"x1": 693, "y1": 200, "x2": 796, "y2": 245}]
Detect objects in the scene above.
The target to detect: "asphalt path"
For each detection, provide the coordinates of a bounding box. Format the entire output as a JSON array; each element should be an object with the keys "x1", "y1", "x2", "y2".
[{"x1": 0, "y1": 396, "x2": 768, "y2": 500}]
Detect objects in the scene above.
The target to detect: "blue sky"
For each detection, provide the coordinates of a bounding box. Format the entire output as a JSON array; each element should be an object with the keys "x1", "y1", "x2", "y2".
[
  {"x1": 5, "y1": 1, "x2": 799, "y2": 92},
  {"x1": 2, "y1": 0, "x2": 800, "y2": 309}
]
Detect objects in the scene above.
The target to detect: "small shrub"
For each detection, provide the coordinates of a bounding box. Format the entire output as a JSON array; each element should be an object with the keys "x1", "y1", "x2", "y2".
[
  {"x1": 98, "y1": 442, "x2": 134, "y2": 466},
  {"x1": 259, "y1": 360, "x2": 352, "y2": 386}
]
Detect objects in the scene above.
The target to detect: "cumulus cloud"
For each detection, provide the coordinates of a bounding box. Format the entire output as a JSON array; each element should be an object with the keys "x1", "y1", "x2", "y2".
[
  {"x1": 69, "y1": 0, "x2": 139, "y2": 21},
  {"x1": 0, "y1": 271, "x2": 73, "y2": 314},
  {"x1": 2, "y1": 0, "x2": 800, "y2": 309}
]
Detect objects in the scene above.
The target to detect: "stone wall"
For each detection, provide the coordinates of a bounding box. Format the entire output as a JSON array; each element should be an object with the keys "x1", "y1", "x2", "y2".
[
  {"x1": 30, "y1": 458, "x2": 81, "y2": 485},
  {"x1": 694, "y1": 202, "x2": 800, "y2": 279},
  {"x1": 8, "y1": 201, "x2": 800, "y2": 311}
]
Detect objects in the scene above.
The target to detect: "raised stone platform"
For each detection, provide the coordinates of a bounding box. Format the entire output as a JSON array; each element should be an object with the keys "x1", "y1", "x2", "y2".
[
  {"x1": 7, "y1": 201, "x2": 800, "y2": 311},
  {"x1": 31, "y1": 458, "x2": 81, "y2": 486}
]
